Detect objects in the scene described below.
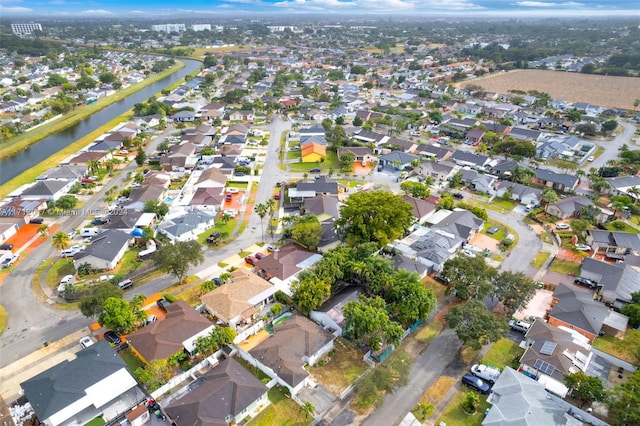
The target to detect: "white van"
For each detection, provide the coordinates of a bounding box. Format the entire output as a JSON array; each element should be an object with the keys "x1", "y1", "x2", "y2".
[{"x1": 80, "y1": 228, "x2": 100, "y2": 237}]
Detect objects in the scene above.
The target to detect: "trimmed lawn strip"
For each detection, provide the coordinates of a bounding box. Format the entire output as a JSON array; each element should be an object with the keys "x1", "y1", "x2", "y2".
[
  {"x1": 309, "y1": 337, "x2": 369, "y2": 395},
  {"x1": 250, "y1": 387, "x2": 310, "y2": 426},
  {"x1": 174, "y1": 285, "x2": 202, "y2": 306},
  {"x1": 530, "y1": 252, "x2": 551, "y2": 269},
  {"x1": 414, "y1": 320, "x2": 444, "y2": 345},
  {"x1": 288, "y1": 151, "x2": 340, "y2": 172},
  {"x1": 411, "y1": 376, "x2": 456, "y2": 422},
  {"x1": 480, "y1": 338, "x2": 525, "y2": 370},
  {"x1": 605, "y1": 221, "x2": 640, "y2": 234},
  {"x1": 481, "y1": 222, "x2": 506, "y2": 241},
  {"x1": 119, "y1": 347, "x2": 145, "y2": 375},
  {"x1": 436, "y1": 389, "x2": 490, "y2": 426},
  {"x1": 592, "y1": 331, "x2": 640, "y2": 365},
  {"x1": 422, "y1": 277, "x2": 448, "y2": 303},
  {"x1": 0, "y1": 305, "x2": 6, "y2": 336},
  {"x1": 549, "y1": 258, "x2": 581, "y2": 276}
]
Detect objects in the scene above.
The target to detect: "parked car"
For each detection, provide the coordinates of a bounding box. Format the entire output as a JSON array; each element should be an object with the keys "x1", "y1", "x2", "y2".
[
  {"x1": 79, "y1": 336, "x2": 94, "y2": 349},
  {"x1": 226, "y1": 188, "x2": 239, "y2": 194},
  {"x1": 509, "y1": 319, "x2": 531, "y2": 333},
  {"x1": 461, "y1": 373, "x2": 491, "y2": 394},
  {"x1": 310, "y1": 168, "x2": 321, "y2": 173},
  {"x1": 556, "y1": 223, "x2": 570, "y2": 230},
  {"x1": 0, "y1": 254, "x2": 19, "y2": 268},
  {"x1": 574, "y1": 277, "x2": 597, "y2": 288},
  {"x1": 254, "y1": 252, "x2": 266, "y2": 260},
  {"x1": 225, "y1": 193, "x2": 233, "y2": 202},
  {"x1": 434, "y1": 274, "x2": 451, "y2": 284},
  {"x1": 29, "y1": 218, "x2": 44, "y2": 224},
  {"x1": 157, "y1": 298, "x2": 171, "y2": 312},
  {"x1": 91, "y1": 217, "x2": 108, "y2": 226},
  {"x1": 461, "y1": 249, "x2": 476, "y2": 258},
  {"x1": 274, "y1": 193, "x2": 281, "y2": 200},
  {"x1": 587, "y1": 156, "x2": 595, "y2": 162},
  {"x1": 117, "y1": 279, "x2": 133, "y2": 290},
  {"x1": 0, "y1": 244, "x2": 14, "y2": 251},
  {"x1": 234, "y1": 171, "x2": 245, "y2": 177},
  {"x1": 103, "y1": 330, "x2": 122, "y2": 346},
  {"x1": 145, "y1": 314, "x2": 158, "y2": 325},
  {"x1": 471, "y1": 364, "x2": 501, "y2": 384},
  {"x1": 244, "y1": 255, "x2": 257, "y2": 265},
  {"x1": 266, "y1": 245, "x2": 280, "y2": 253},
  {"x1": 575, "y1": 243, "x2": 591, "y2": 251},
  {"x1": 60, "y1": 248, "x2": 78, "y2": 258},
  {"x1": 453, "y1": 192, "x2": 464, "y2": 199},
  {"x1": 207, "y1": 231, "x2": 221, "y2": 244}
]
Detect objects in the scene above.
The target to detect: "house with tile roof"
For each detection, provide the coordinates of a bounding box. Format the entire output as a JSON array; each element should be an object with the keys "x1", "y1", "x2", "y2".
[
  {"x1": 127, "y1": 300, "x2": 214, "y2": 363},
  {"x1": 301, "y1": 142, "x2": 327, "y2": 163},
  {"x1": 21, "y1": 341, "x2": 140, "y2": 426},
  {"x1": 200, "y1": 268, "x2": 277, "y2": 335},
  {"x1": 401, "y1": 195, "x2": 438, "y2": 223},
  {"x1": 241, "y1": 315, "x2": 336, "y2": 395},
  {"x1": 253, "y1": 243, "x2": 322, "y2": 295},
  {"x1": 548, "y1": 283, "x2": 628, "y2": 343},
  {"x1": 162, "y1": 358, "x2": 269, "y2": 426}
]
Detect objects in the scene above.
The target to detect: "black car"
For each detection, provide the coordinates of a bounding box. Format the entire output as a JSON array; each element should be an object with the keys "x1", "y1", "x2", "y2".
[
  {"x1": 207, "y1": 231, "x2": 221, "y2": 243},
  {"x1": 453, "y1": 192, "x2": 464, "y2": 199},
  {"x1": 157, "y1": 298, "x2": 171, "y2": 312},
  {"x1": 461, "y1": 373, "x2": 491, "y2": 394},
  {"x1": 0, "y1": 244, "x2": 14, "y2": 251},
  {"x1": 575, "y1": 277, "x2": 597, "y2": 288},
  {"x1": 310, "y1": 168, "x2": 321, "y2": 173},
  {"x1": 103, "y1": 330, "x2": 122, "y2": 346},
  {"x1": 91, "y1": 217, "x2": 108, "y2": 226},
  {"x1": 29, "y1": 218, "x2": 44, "y2": 224},
  {"x1": 434, "y1": 274, "x2": 451, "y2": 284}
]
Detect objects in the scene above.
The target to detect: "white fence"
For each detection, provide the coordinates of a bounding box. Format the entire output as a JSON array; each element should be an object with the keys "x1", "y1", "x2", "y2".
[
  {"x1": 150, "y1": 355, "x2": 219, "y2": 399},
  {"x1": 234, "y1": 320, "x2": 265, "y2": 344}
]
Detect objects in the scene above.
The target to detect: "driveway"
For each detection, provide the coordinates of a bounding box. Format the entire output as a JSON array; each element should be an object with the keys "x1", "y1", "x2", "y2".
[{"x1": 297, "y1": 382, "x2": 338, "y2": 419}]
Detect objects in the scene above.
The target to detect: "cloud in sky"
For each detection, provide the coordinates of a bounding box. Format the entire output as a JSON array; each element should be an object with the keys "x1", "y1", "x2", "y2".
[{"x1": 515, "y1": 1, "x2": 582, "y2": 7}]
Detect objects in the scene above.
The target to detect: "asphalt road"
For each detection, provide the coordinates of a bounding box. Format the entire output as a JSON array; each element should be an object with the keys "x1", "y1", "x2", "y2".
[{"x1": 588, "y1": 121, "x2": 636, "y2": 171}]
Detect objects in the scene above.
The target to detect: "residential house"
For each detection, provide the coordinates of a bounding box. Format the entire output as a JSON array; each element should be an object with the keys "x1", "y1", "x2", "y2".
[
  {"x1": 401, "y1": 195, "x2": 438, "y2": 223},
  {"x1": 431, "y1": 208, "x2": 485, "y2": 242},
  {"x1": 303, "y1": 195, "x2": 340, "y2": 222},
  {"x1": 36, "y1": 165, "x2": 86, "y2": 181},
  {"x1": 123, "y1": 186, "x2": 167, "y2": 211},
  {"x1": 170, "y1": 110, "x2": 196, "y2": 123},
  {"x1": 351, "y1": 129, "x2": 389, "y2": 146},
  {"x1": 163, "y1": 358, "x2": 268, "y2": 426},
  {"x1": 72, "y1": 230, "x2": 132, "y2": 271},
  {"x1": 241, "y1": 315, "x2": 336, "y2": 395},
  {"x1": 158, "y1": 210, "x2": 215, "y2": 242},
  {"x1": 494, "y1": 181, "x2": 543, "y2": 207},
  {"x1": 88, "y1": 140, "x2": 122, "y2": 152},
  {"x1": 65, "y1": 151, "x2": 109, "y2": 167},
  {"x1": 103, "y1": 210, "x2": 145, "y2": 232},
  {"x1": 456, "y1": 103, "x2": 482, "y2": 115},
  {"x1": 228, "y1": 110, "x2": 254, "y2": 122},
  {"x1": 581, "y1": 257, "x2": 640, "y2": 308},
  {"x1": 391, "y1": 254, "x2": 429, "y2": 278},
  {"x1": 378, "y1": 151, "x2": 419, "y2": 170},
  {"x1": 187, "y1": 187, "x2": 225, "y2": 212},
  {"x1": 420, "y1": 161, "x2": 458, "y2": 185},
  {"x1": 134, "y1": 114, "x2": 162, "y2": 128},
  {"x1": 253, "y1": 243, "x2": 322, "y2": 295},
  {"x1": 483, "y1": 367, "x2": 574, "y2": 426},
  {"x1": 161, "y1": 143, "x2": 199, "y2": 171},
  {"x1": 391, "y1": 226, "x2": 463, "y2": 273},
  {"x1": 288, "y1": 177, "x2": 339, "y2": 206},
  {"x1": 301, "y1": 142, "x2": 327, "y2": 163},
  {"x1": 18, "y1": 180, "x2": 74, "y2": 202},
  {"x1": 460, "y1": 169, "x2": 497, "y2": 193},
  {"x1": 519, "y1": 319, "x2": 593, "y2": 397},
  {"x1": 545, "y1": 196, "x2": 608, "y2": 222},
  {"x1": 507, "y1": 127, "x2": 542, "y2": 142},
  {"x1": 534, "y1": 168, "x2": 579, "y2": 192},
  {"x1": 0, "y1": 222, "x2": 18, "y2": 244},
  {"x1": 450, "y1": 151, "x2": 490, "y2": 170},
  {"x1": 548, "y1": 283, "x2": 628, "y2": 343},
  {"x1": 605, "y1": 175, "x2": 640, "y2": 201},
  {"x1": 414, "y1": 144, "x2": 452, "y2": 162},
  {"x1": 128, "y1": 300, "x2": 214, "y2": 363},
  {"x1": 586, "y1": 230, "x2": 640, "y2": 257},
  {"x1": 21, "y1": 341, "x2": 141, "y2": 426},
  {"x1": 336, "y1": 147, "x2": 375, "y2": 165},
  {"x1": 0, "y1": 198, "x2": 48, "y2": 223},
  {"x1": 200, "y1": 268, "x2": 277, "y2": 335},
  {"x1": 465, "y1": 128, "x2": 485, "y2": 144},
  {"x1": 487, "y1": 159, "x2": 519, "y2": 178}
]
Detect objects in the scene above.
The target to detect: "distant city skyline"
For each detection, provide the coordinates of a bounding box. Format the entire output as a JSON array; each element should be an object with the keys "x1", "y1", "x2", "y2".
[{"x1": 1, "y1": 0, "x2": 639, "y2": 19}]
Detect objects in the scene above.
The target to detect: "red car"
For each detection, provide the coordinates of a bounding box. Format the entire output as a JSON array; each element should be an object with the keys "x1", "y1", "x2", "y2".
[
  {"x1": 244, "y1": 256, "x2": 256, "y2": 265},
  {"x1": 255, "y1": 252, "x2": 266, "y2": 260}
]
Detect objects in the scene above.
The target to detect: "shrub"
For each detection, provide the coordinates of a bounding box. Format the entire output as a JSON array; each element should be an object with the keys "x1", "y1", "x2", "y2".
[{"x1": 163, "y1": 293, "x2": 177, "y2": 303}]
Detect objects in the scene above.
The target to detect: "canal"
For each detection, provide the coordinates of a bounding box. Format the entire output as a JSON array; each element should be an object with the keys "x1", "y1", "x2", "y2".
[{"x1": 0, "y1": 59, "x2": 201, "y2": 184}]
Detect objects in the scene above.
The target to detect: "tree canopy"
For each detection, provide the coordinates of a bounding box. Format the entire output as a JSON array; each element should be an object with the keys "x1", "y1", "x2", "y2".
[
  {"x1": 441, "y1": 255, "x2": 495, "y2": 300},
  {"x1": 80, "y1": 283, "x2": 124, "y2": 318},
  {"x1": 343, "y1": 295, "x2": 404, "y2": 351},
  {"x1": 444, "y1": 300, "x2": 508, "y2": 349},
  {"x1": 99, "y1": 297, "x2": 137, "y2": 334},
  {"x1": 564, "y1": 371, "x2": 607, "y2": 409},
  {"x1": 491, "y1": 271, "x2": 537, "y2": 315},
  {"x1": 606, "y1": 370, "x2": 640, "y2": 426},
  {"x1": 336, "y1": 190, "x2": 414, "y2": 247},
  {"x1": 153, "y1": 240, "x2": 204, "y2": 283}
]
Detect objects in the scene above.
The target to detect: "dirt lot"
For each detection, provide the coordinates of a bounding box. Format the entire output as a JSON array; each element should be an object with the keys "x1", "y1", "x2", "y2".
[{"x1": 468, "y1": 70, "x2": 640, "y2": 110}]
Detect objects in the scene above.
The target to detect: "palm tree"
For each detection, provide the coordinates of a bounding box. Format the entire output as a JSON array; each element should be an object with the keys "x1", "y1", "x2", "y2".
[
  {"x1": 37, "y1": 224, "x2": 50, "y2": 238},
  {"x1": 219, "y1": 272, "x2": 232, "y2": 284},
  {"x1": 300, "y1": 401, "x2": 315, "y2": 419},
  {"x1": 254, "y1": 202, "x2": 269, "y2": 243},
  {"x1": 51, "y1": 231, "x2": 71, "y2": 251},
  {"x1": 266, "y1": 198, "x2": 277, "y2": 239},
  {"x1": 87, "y1": 159, "x2": 101, "y2": 176}
]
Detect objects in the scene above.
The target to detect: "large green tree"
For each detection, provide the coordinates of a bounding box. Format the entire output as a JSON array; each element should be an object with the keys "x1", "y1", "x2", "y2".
[
  {"x1": 491, "y1": 271, "x2": 537, "y2": 315},
  {"x1": 99, "y1": 297, "x2": 137, "y2": 334},
  {"x1": 607, "y1": 370, "x2": 640, "y2": 426},
  {"x1": 343, "y1": 295, "x2": 404, "y2": 351},
  {"x1": 291, "y1": 271, "x2": 332, "y2": 314},
  {"x1": 564, "y1": 371, "x2": 607, "y2": 409},
  {"x1": 79, "y1": 283, "x2": 124, "y2": 318},
  {"x1": 441, "y1": 255, "x2": 496, "y2": 300},
  {"x1": 290, "y1": 216, "x2": 323, "y2": 250},
  {"x1": 444, "y1": 300, "x2": 508, "y2": 350},
  {"x1": 336, "y1": 191, "x2": 414, "y2": 247},
  {"x1": 400, "y1": 181, "x2": 430, "y2": 199},
  {"x1": 386, "y1": 269, "x2": 437, "y2": 326},
  {"x1": 153, "y1": 240, "x2": 204, "y2": 283}
]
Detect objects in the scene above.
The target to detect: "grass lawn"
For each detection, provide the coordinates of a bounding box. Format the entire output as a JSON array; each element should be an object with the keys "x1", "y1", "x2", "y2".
[
  {"x1": 436, "y1": 389, "x2": 490, "y2": 426},
  {"x1": 422, "y1": 277, "x2": 448, "y2": 303},
  {"x1": 491, "y1": 197, "x2": 517, "y2": 211},
  {"x1": 84, "y1": 417, "x2": 105, "y2": 426},
  {"x1": 480, "y1": 338, "x2": 525, "y2": 370},
  {"x1": 250, "y1": 387, "x2": 311, "y2": 426},
  {"x1": 592, "y1": 330, "x2": 640, "y2": 365},
  {"x1": 310, "y1": 337, "x2": 369, "y2": 396},
  {"x1": 287, "y1": 151, "x2": 300, "y2": 160},
  {"x1": 549, "y1": 258, "x2": 581, "y2": 276},
  {"x1": 412, "y1": 376, "x2": 456, "y2": 422},
  {"x1": 605, "y1": 221, "x2": 640, "y2": 234},
  {"x1": 530, "y1": 252, "x2": 551, "y2": 269},
  {"x1": 226, "y1": 182, "x2": 249, "y2": 190},
  {"x1": 0, "y1": 305, "x2": 6, "y2": 336},
  {"x1": 414, "y1": 320, "x2": 444, "y2": 345},
  {"x1": 46, "y1": 259, "x2": 76, "y2": 288},
  {"x1": 288, "y1": 151, "x2": 340, "y2": 172},
  {"x1": 175, "y1": 285, "x2": 202, "y2": 306},
  {"x1": 236, "y1": 357, "x2": 272, "y2": 381},
  {"x1": 119, "y1": 348, "x2": 145, "y2": 375},
  {"x1": 481, "y1": 222, "x2": 506, "y2": 241},
  {"x1": 196, "y1": 219, "x2": 239, "y2": 245}
]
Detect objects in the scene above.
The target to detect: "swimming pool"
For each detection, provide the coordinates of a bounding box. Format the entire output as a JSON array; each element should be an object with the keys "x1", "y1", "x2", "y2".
[
  {"x1": 272, "y1": 312, "x2": 292, "y2": 326},
  {"x1": 164, "y1": 197, "x2": 174, "y2": 204}
]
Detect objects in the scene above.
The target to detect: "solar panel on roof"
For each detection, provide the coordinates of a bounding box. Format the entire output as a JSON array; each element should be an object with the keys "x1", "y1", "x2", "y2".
[
  {"x1": 540, "y1": 341, "x2": 557, "y2": 356},
  {"x1": 534, "y1": 359, "x2": 556, "y2": 376}
]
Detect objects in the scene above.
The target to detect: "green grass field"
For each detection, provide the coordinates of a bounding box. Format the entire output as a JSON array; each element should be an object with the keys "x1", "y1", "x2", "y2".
[
  {"x1": 549, "y1": 258, "x2": 581, "y2": 276},
  {"x1": 480, "y1": 338, "x2": 525, "y2": 370}
]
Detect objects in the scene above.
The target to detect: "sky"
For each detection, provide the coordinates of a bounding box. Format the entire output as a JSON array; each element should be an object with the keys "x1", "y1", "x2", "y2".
[{"x1": 1, "y1": 0, "x2": 639, "y2": 18}]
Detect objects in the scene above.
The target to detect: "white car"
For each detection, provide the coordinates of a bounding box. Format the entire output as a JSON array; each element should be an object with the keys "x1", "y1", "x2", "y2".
[
  {"x1": 79, "y1": 336, "x2": 94, "y2": 349},
  {"x1": 0, "y1": 254, "x2": 19, "y2": 268},
  {"x1": 587, "y1": 156, "x2": 595, "y2": 161},
  {"x1": 57, "y1": 275, "x2": 75, "y2": 293},
  {"x1": 471, "y1": 364, "x2": 501, "y2": 384},
  {"x1": 556, "y1": 223, "x2": 570, "y2": 230},
  {"x1": 225, "y1": 188, "x2": 239, "y2": 194},
  {"x1": 575, "y1": 243, "x2": 591, "y2": 251},
  {"x1": 224, "y1": 209, "x2": 238, "y2": 217},
  {"x1": 461, "y1": 249, "x2": 476, "y2": 258},
  {"x1": 266, "y1": 245, "x2": 280, "y2": 253}
]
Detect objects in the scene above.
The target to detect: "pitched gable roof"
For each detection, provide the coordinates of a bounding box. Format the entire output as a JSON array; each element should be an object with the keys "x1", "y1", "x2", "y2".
[
  {"x1": 73, "y1": 230, "x2": 131, "y2": 263},
  {"x1": 254, "y1": 243, "x2": 320, "y2": 281},
  {"x1": 163, "y1": 358, "x2": 267, "y2": 426}
]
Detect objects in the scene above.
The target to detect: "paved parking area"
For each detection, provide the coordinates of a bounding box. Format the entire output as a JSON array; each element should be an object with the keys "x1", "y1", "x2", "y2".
[
  {"x1": 297, "y1": 381, "x2": 338, "y2": 417},
  {"x1": 514, "y1": 289, "x2": 554, "y2": 321}
]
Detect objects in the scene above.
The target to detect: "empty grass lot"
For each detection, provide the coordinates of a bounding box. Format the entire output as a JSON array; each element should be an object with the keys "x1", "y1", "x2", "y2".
[
  {"x1": 422, "y1": 277, "x2": 448, "y2": 303},
  {"x1": 310, "y1": 337, "x2": 369, "y2": 395},
  {"x1": 530, "y1": 252, "x2": 551, "y2": 269},
  {"x1": 436, "y1": 389, "x2": 491, "y2": 426},
  {"x1": 250, "y1": 387, "x2": 311, "y2": 426},
  {"x1": 549, "y1": 258, "x2": 581, "y2": 276},
  {"x1": 481, "y1": 222, "x2": 506, "y2": 241},
  {"x1": 46, "y1": 259, "x2": 75, "y2": 288},
  {"x1": 480, "y1": 338, "x2": 525, "y2": 370},
  {"x1": 592, "y1": 330, "x2": 640, "y2": 365}
]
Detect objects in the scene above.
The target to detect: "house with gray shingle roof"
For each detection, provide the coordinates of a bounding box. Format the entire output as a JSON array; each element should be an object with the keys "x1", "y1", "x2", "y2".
[
  {"x1": 21, "y1": 341, "x2": 139, "y2": 426},
  {"x1": 72, "y1": 230, "x2": 132, "y2": 271},
  {"x1": 460, "y1": 169, "x2": 497, "y2": 193},
  {"x1": 431, "y1": 209, "x2": 484, "y2": 242},
  {"x1": 414, "y1": 144, "x2": 452, "y2": 161},
  {"x1": 159, "y1": 209, "x2": 215, "y2": 242},
  {"x1": 420, "y1": 161, "x2": 458, "y2": 184},
  {"x1": 545, "y1": 196, "x2": 610, "y2": 223},
  {"x1": 581, "y1": 257, "x2": 640, "y2": 308},
  {"x1": 587, "y1": 229, "x2": 640, "y2": 256},
  {"x1": 162, "y1": 358, "x2": 269, "y2": 426},
  {"x1": 391, "y1": 226, "x2": 462, "y2": 273},
  {"x1": 494, "y1": 181, "x2": 542, "y2": 206},
  {"x1": 378, "y1": 151, "x2": 419, "y2": 170},
  {"x1": 36, "y1": 165, "x2": 86, "y2": 181},
  {"x1": 19, "y1": 180, "x2": 75, "y2": 201},
  {"x1": 605, "y1": 175, "x2": 640, "y2": 201},
  {"x1": 450, "y1": 150, "x2": 490, "y2": 169},
  {"x1": 534, "y1": 168, "x2": 579, "y2": 192}
]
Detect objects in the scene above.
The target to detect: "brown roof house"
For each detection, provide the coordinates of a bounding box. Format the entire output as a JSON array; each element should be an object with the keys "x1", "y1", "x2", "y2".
[
  {"x1": 240, "y1": 315, "x2": 336, "y2": 395},
  {"x1": 253, "y1": 243, "x2": 322, "y2": 295},
  {"x1": 127, "y1": 300, "x2": 214, "y2": 363},
  {"x1": 162, "y1": 358, "x2": 269, "y2": 426},
  {"x1": 200, "y1": 268, "x2": 278, "y2": 343}
]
